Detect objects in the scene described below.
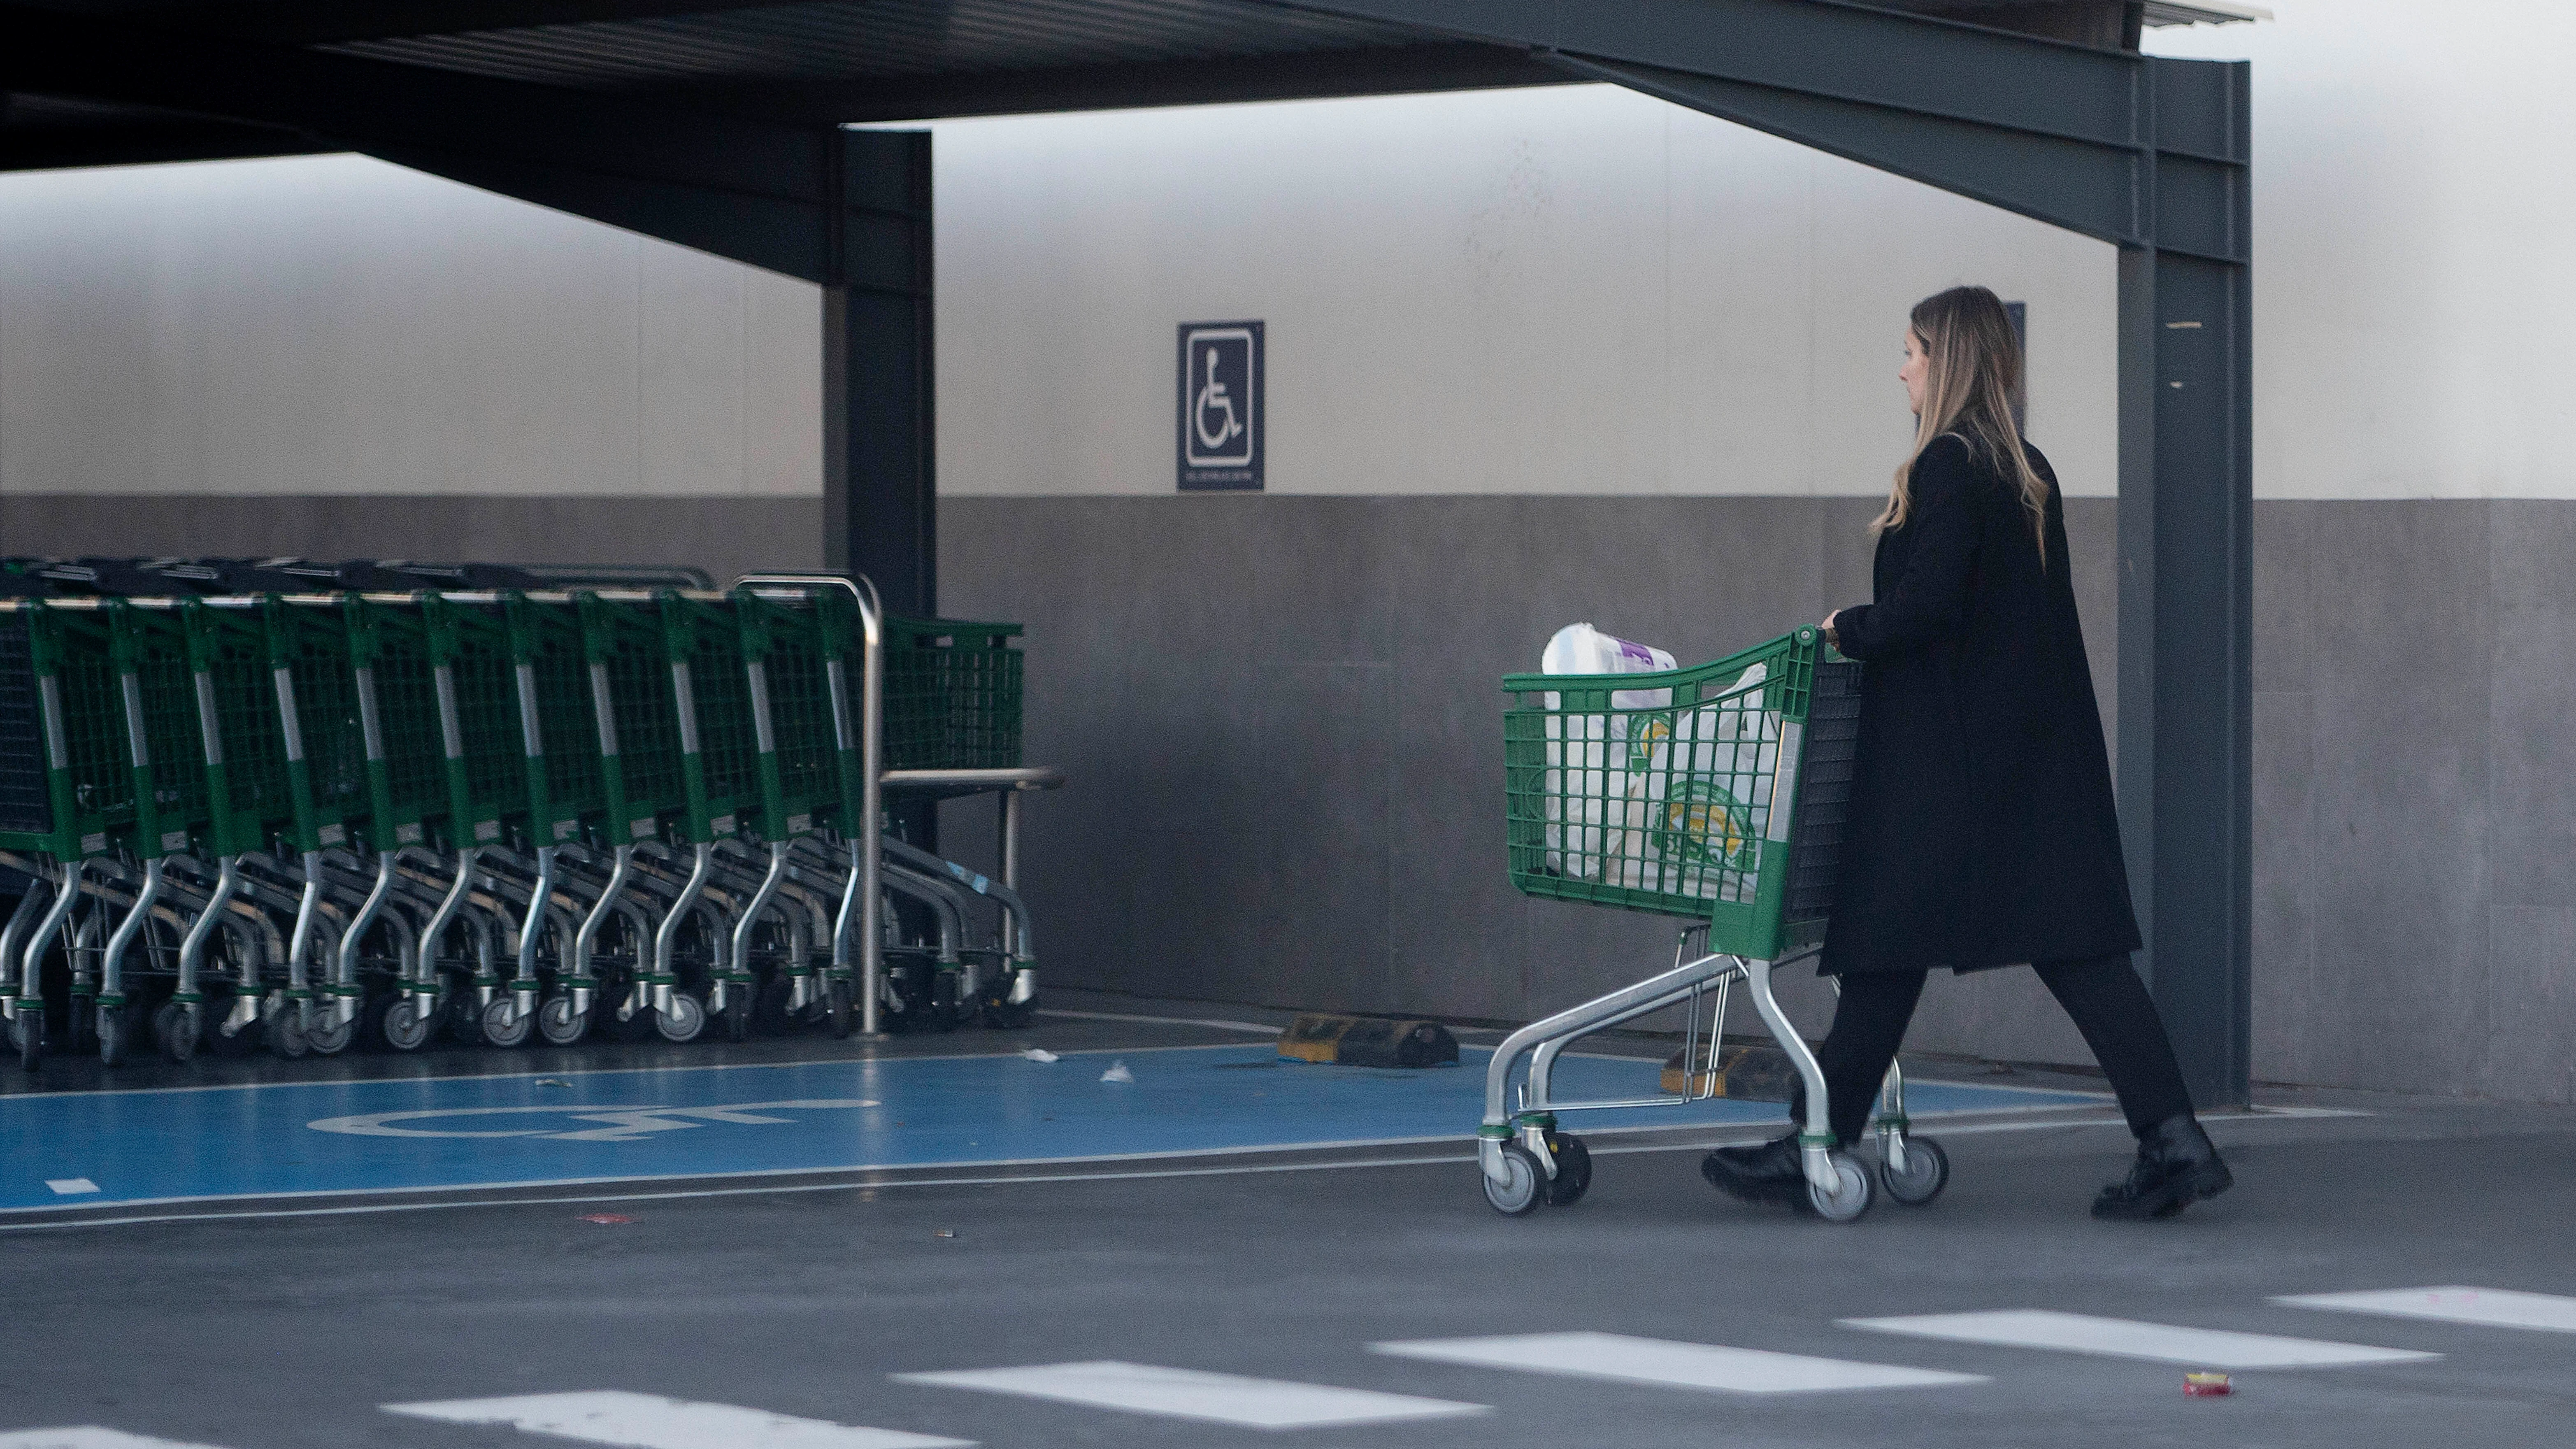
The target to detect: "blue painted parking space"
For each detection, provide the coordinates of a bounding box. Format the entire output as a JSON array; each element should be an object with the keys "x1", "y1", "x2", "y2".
[{"x1": 0, "y1": 1044, "x2": 2099, "y2": 1212}]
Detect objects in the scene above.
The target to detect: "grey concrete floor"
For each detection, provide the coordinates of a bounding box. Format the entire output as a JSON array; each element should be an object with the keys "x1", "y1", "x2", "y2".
[{"x1": 5, "y1": 997, "x2": 2572, "y2": 1449}]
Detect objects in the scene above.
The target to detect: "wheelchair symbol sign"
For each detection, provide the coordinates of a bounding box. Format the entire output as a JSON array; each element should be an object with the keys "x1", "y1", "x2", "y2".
[{"x1": 1179, "y1": 321, "x2": 1262, "y2": 491}]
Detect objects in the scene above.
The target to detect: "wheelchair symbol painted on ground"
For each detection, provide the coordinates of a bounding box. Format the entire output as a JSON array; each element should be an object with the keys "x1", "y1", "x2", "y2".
[
  {"x1": 306, "y1": 1098, "x2": 878, "y2": 1142},
  {"x1": 1194, "y1": 347, "x2": 1246, "y2": 452}
]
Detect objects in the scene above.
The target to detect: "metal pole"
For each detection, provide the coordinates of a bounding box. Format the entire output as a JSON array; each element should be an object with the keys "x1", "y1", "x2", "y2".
[{"x1": 858, "y1": 575, "x2": 884, "y2": 1037}]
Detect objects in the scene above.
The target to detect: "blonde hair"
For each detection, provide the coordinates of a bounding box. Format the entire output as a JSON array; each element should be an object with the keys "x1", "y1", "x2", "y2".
[{"x1": 1873, "y1": 285, "x2": 2050, "y2": 563}]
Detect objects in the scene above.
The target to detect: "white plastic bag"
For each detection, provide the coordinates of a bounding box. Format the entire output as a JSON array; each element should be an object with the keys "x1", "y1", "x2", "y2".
[{"x1": 1539, "y1": 624, "x2": 1676, "y2": 878}]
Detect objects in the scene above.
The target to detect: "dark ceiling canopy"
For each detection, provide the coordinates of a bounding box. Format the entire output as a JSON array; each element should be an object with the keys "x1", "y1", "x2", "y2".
[{"x1": 0, "y1": 0, "x2": 2240, "y2": 172}]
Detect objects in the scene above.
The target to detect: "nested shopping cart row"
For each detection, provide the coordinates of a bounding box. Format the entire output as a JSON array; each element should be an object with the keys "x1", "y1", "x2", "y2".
[{"x1": 0, "y1": 575, "x2": 1053, "y2": 1070}]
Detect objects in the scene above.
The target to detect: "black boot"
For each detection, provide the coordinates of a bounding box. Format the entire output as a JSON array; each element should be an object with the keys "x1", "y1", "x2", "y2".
[
  {"x1": 1702, "y1": 1133, "x2": 1808, "y2": 1205},
  {"x1": 2092, "y1": 1114, "x2": 2233, "y2": 1220}
]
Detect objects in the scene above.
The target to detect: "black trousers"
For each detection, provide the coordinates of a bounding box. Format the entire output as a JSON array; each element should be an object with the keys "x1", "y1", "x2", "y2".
[{"x1": 1794, "y1": 954, "x2": 2195, "y2": 1145}]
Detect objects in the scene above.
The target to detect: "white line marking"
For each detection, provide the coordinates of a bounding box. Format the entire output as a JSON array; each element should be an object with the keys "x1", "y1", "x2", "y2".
[
  {"x1": 2277, "y1": 1286, "x2": 2576, "y2": 1334},
  {"x1": 44, "y1": 1179, "x2": 99, "y2": 1195},
  {"x1": 1036, "y1": 1009, "x2": 1282, "y2": 1035},
  {"x1": 0, "y1": 1430, "x2": 236, "y2": 1449},
  {"x1": 892, "y1": 1361, "x2": 1486, "y2": 1429},
  {"x1": 1841, "y1": 1310, "x2": 2439, "y2": 1369},
  {"x1": 0, "y1": 1105, "x2": 2349, "y2": 1233},
  {"x1": 384, "y1": 1391, "x2": 968, "y2": 1449},
  {"x1": 1373, "y1": 1332, "x2": 1985, "y2": 1393}
]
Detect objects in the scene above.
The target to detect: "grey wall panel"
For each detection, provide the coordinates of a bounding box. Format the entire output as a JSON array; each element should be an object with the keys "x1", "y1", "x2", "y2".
[
  {"x1": 2302, "y1": 502, "x2": 2491, "y2": 1093},
  {"x1": 0, "y1": 492, "x2": 824, "y2": 583},
  {"x1": 943, "y1": 491, "x2": 2123, "y2": 1068}
]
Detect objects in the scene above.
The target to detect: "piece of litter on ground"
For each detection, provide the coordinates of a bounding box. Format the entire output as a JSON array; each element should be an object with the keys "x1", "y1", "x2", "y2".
[
  {"x1": 2182, "y1": 1373, "x2": 2232, "y2": 1397},
  {"x1": 45, "y1": 1178, "x2": 100, "y2": 1195},
  {"x1": 1021, "y1": 1048, "x2": 1060, "y2": 1063},
  {"x1": 1099, "y1": 1060, "x2": 1134, "y2": 1083},
  {"x1": 935, "y1": 1228, "x2": 956, "y2": 1239},
  {"x1": 577, "y1": 1214, "x2": 635, "y2": 1225},
  {"x1": 536, "y1": 1078, "x2": 572, "y2": 1087}
]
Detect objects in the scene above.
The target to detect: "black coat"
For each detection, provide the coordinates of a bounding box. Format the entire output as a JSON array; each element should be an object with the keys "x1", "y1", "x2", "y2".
[{"x1": 1818, "y1": 433, "x2": 2140, "y2": 977}]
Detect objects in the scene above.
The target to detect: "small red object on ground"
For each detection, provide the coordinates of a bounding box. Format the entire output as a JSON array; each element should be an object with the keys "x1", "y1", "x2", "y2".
[
  {"x1": 2182, "y1": 1372, "x2": 2232, "y2": 1396},
  {"x1": 577, "y1": 1213, "x2": 635, "y2": 1225}
]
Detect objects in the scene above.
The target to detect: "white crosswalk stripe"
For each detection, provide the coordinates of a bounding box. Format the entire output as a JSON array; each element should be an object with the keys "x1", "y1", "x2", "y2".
[
  {"x1": 1374, "y1": 1331, "x2": 1986, "y2": 1393},
  {"x1": 382, "y1": 1391, "x2": 968, "y2": 1449},
  {"x1": 0, "y1": 1432, "x2": 236, "y2": 1449},
  {"x1": 2276, "y1": 1286, "x2": 2576, "y2": 1334},
  {"x1": 891, "y1": 1361, "x2": 1488, "y2": 1429},
  {"x1": 1840, "y1": 1310, "x2": 2440, "y2": 1369}
]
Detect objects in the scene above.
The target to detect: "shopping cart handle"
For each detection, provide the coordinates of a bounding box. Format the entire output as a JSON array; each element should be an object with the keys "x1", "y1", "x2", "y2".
[{"x1": 881, "y1": 765, "x2": 1065, "y2": 793}]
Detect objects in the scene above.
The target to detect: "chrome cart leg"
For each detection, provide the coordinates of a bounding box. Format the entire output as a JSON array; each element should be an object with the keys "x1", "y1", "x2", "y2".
[
  {"x1": 1741, "y1": 953, "x2": 1874, "y2": 1221},
  {"x1": 97, "y1": 857, "x2": 165, "y2": 1067},
  {"x1": 0, "y1": 878, "x2": 49, "y2": 1025}
]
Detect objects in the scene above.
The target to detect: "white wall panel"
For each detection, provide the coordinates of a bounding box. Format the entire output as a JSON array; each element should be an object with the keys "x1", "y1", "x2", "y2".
[
  {"x1": 930, "y1": 86, "x2": 2120, "y2": 499},
  {"x1": 2150, "y1": 1, "x2": 2576, "y2": 501},
  {"x1": 0, "y1": 154, "x2": 820, "y2": 499}
]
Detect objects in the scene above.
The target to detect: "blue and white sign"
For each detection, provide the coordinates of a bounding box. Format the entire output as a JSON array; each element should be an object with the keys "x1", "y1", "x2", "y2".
[{"x1": 1179, "y1": 321, "x2": 1263, "y2": 491}]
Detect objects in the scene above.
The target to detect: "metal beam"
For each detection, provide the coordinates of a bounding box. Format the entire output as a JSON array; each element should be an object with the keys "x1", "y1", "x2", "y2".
[
  {"x1": 0, "y1": 5, "x2": 837, "y2": 279},
  {"x1": 127, "y1": 0, "x2": 792, "y2": 45},
  {"x1": 681, "y1": 42, "x2": 1566, "y2": 127}
]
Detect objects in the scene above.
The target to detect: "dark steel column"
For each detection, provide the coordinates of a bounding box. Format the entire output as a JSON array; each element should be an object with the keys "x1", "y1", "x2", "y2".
[
  {"x1": 823, "y1": 128, "x2": 936, "y2": 618},
  {"x1": 2117, "y1": 67, "x2": 2255, "y2": 1109}
]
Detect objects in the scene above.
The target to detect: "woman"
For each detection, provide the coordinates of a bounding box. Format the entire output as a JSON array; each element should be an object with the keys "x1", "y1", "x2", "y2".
[{"x1": 1702, "y1": 285, "x2": 2231, "y2": 1221}]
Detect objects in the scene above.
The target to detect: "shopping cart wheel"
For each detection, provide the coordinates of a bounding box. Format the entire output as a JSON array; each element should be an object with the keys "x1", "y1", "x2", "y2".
[
  {"x1": 154, "y1": 1000, "x2": 198, "y2": 1063},
  {"x1": 1543, "y1": 1132, "x2": 1593, "y2": 1207},
  {"x1": 96, "y1": 1002, "x2": 127, "y2": 1068},
  {"x1": 442, "y1": 992, "x2": 485, "y2": 1045},
  {"x1": 380, "y1": 996, "x2": 435, "y2": 1053},
  {"x1": 1803, "y1": 1150, "x2": 1874, "y2": 1223},
  {"x1": 269, "y1": 1007, "x2": 309, "y2": 1059},
  {"x1": 723, "y1": 988, "x2": 753, "y2": 1043},
  {"x1": 69, "y1": 996, "x2": 97, "y2": 1054},
  {"x1": 536, "y1": 995, "x2": 590, "y2": 1047},
  {"x1": 13, "y1": 1010, "x2": 44, "y2": 1072},
  {"x1": 1482, "y1": 1143, "x2": 1546, "y2": 1216},
  {"x1": 825, "y1": 977, "x2": 853, "y2": 1039},
  {"x1": 204, "y1": 999, "x2": 260, "y2": 1058},
  {"x1": 307, "y1": 1010, "x2": 356, "y2": 1056},
  {"x1": 1879, "y1": 1136, "x2": 1949, "y2": 1206},
  {"x1": 655, "y1": 991, "x2": 707, "y2": 1044},
  {"x1": 479, "y1": 997, "x2": 534, "y2": 1049}
]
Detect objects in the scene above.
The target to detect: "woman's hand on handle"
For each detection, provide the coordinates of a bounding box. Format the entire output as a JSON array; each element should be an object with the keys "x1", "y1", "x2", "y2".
[{"x1": 1821, "y1": 611, "x2": 1842, "y2": 650}]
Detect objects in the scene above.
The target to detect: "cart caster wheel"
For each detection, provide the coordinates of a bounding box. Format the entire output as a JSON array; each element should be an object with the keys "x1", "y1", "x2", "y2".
[
  {"x1": 655, "y1": 992, "x2": 707, "y2": 1044},
  {"x1": 96, "y1": 1002, "x2": 127, "y2": 1067},
  {"x1": 155, "y1": 1001, "x2": 199, "y2": 1063},
  {"x1": 723, "y1": 987, "x2": 753, "y2": 1043},
  {"x1": 205, "y1": 1004, "x2": 260, "y2": 1058},
  {"x1": 1879, "y1": 1136, "x2": 1949, "y2": 1206},
  {"x1": 982, "y1": 990, "x2": 1038, "y2": 1030},
  {"x1": 536, "y1": 995, "x2": 589, "y2": 1047},
  {"x1": 607, "y1": 1000, "x2": 658, "y2": 1043},
  {"x1": 69, "y1": 997, "x2": 97, "y2": 1055},
  {"x1": 825, "y1": 977, "x2": 853, "y2": 1040},
  {"x1": 307, "y1": 1009, "x2": 356, "y2": 1056},
  {"x1": 480, "y1": 997, "x2": 533, "y2": 1048},
  {"x1": 1482, "y1": 1144, "x2": 1547, "y2": 1216},
  {"x1": 13, "y1": 1009, "x2": 44, "y2": 1072},
  {"x1": 381, "y1": 996, "x2": 435, "y2": 1053},
  {"x1": 1803, "y1": 1149, "x2": 1875, "y2": 1223},
  {"x1": 1544, "y1": 1132, "x2": 1593, "y2": 1207},
  {"x1": 269, "y1": 1007, "x2": 309, "y2": 1059}
]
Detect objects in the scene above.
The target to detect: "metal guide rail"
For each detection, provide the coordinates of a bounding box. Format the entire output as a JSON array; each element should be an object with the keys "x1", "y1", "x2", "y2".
[
  {"x1": 1480, "y1": 626, "x2": 1946, "y2": 1223},
  {"x1": 0, "y1": 559, "x2": 1062, "y2": 1069}
]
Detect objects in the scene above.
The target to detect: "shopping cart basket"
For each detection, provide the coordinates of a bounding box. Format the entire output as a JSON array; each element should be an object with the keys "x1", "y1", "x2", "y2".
[{"x1": 1479, "y1": 625, "x2": 1941, "y2": 1222}]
